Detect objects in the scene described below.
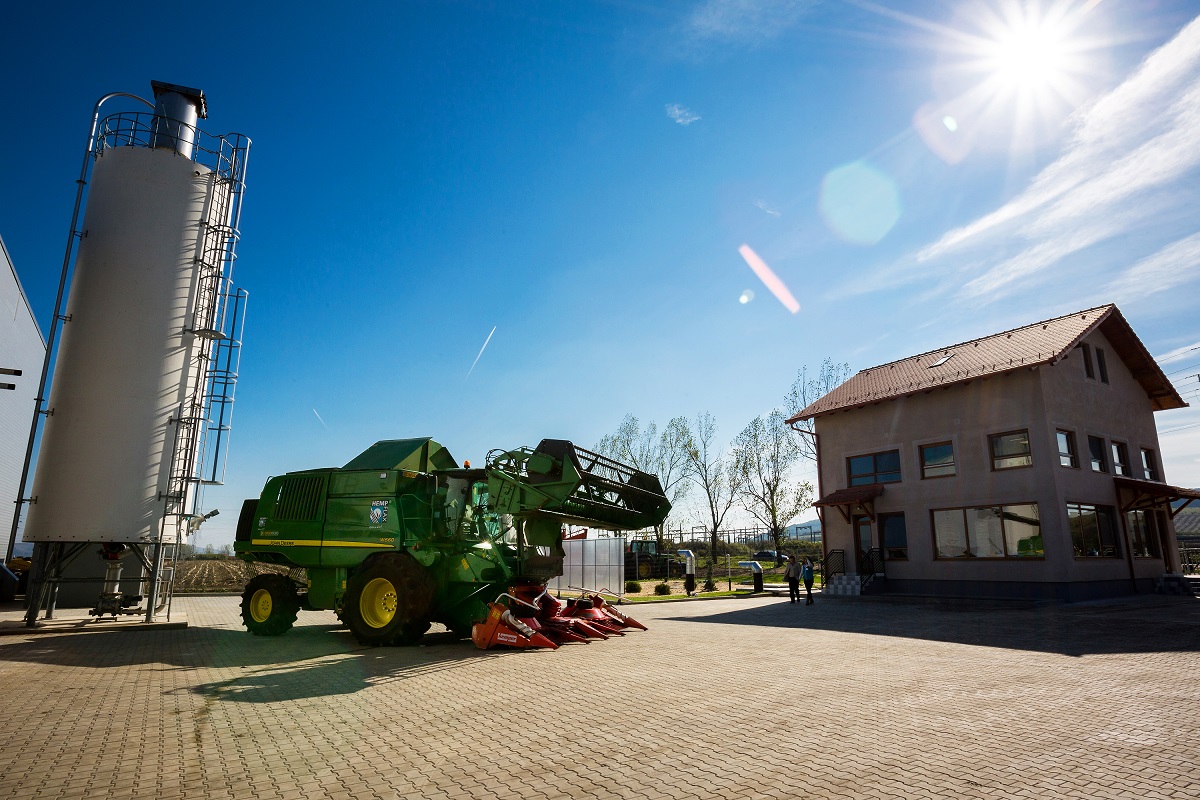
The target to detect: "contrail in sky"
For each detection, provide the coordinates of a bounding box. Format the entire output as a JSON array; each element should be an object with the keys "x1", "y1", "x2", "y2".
[
  {"x1": 312, "y1": 408, "x2": 327, "y2": 428},
  {"x1": 467, "y1": 325, "x2": 497, "y2": 379}
]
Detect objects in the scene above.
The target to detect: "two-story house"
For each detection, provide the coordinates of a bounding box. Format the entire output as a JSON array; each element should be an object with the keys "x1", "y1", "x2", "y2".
[{"x1": 787, "y1": 305, "x2": 1195, "y2": 600}]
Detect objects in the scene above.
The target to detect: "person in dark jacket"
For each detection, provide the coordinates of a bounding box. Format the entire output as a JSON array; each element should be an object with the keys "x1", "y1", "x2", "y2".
[
  {"x1": 784, "y1": 555, "x2": 801, "y2": 604},
  {"x1": 802, "y1": 557, "x2": 815, "y2": 605}
]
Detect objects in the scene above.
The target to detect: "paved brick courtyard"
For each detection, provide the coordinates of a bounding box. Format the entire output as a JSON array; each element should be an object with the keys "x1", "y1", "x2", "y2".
[{"x1": 0, "y1": 593, "x2": 1197, "y2": 800}]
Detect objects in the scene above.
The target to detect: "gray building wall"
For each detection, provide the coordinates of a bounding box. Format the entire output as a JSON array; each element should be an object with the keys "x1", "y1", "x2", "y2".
[
  {"x1": 0, "y1": 235, "x2": 46, "y2": 559},
  {"x1": 815, "y1": 329, "x2": 1178, "y2": 600}
]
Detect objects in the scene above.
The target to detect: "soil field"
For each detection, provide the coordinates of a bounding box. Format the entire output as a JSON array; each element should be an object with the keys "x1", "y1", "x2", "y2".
[{"x1": 174, "y1": 559, "x2": 293, "y2": 593}]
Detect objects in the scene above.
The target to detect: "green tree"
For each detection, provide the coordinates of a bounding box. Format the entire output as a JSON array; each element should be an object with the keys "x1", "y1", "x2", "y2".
[
  {"x1": 683, "y1": 412, "x2": 742, "y2": 588},
  {"x1": 785, "y1": 358, "x2": 852, "y2": 463},
  {"x1": 732, "y1": 410, "x2": 814, "y2": 565},
  {"x1": 595, "y1": 414, "x2": 691, "y2": 551}
]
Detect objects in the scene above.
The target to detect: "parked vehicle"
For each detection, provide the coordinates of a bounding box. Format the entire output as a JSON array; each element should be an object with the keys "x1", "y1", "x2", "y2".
[
  {"x1": 234, "y1": 438, "x2": 669, "y2": 646},
  {"x1": 625, "y1": 539, "x2": 674, "y2": 580}
]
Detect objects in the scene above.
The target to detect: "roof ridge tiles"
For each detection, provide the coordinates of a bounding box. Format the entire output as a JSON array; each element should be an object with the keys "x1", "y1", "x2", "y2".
[
  {"x1": 788, "y1": 303, "x2": 1184, "y2": 422},
  {"x1": 855, "y1": 303, "x2": 1115, "y2": 374}
]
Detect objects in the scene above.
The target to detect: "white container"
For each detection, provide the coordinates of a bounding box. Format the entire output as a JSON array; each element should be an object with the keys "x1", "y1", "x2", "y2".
[{"x1": 24, "y1": 144, "x2": 227, "y2": 543}]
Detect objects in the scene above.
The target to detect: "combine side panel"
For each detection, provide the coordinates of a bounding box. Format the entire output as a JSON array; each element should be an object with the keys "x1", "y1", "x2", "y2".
[
  {"x1": 236, "y1": 472, "x2": 330, "y2": 569},
  {"x1": 320, "y1": 470, "x2": 405, "y2": 567}
]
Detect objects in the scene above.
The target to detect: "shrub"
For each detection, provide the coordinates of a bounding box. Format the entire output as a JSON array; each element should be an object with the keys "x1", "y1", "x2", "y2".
[
  {"x1": 625, "y1": 580, "x2": 642, "y2": 594},
  {"x1": 702, "y1": 579, "x2": 718, "y2": 592},
  {"x1": 653, "y1": 582, "x2": 671, "y2": 596}
]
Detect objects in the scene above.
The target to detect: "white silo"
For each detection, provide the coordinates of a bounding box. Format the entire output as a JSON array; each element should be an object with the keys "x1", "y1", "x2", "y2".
[{"x1": 19, "y1": 82, "x2": 250, "y2": 620}]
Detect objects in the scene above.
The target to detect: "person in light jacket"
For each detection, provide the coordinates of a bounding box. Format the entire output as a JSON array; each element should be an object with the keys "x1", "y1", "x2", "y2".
[{"x1": 784, "y1": 555, "x2": 801, "y2": 604}]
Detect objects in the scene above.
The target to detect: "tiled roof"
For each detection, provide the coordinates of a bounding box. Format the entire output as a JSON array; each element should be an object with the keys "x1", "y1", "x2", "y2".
[
  {"x1": 813, "y1": 485, "x2": 885, "y2": 507},
  {"x1": 788, "y1": 304, "x2": 1185, "y2": 421}
]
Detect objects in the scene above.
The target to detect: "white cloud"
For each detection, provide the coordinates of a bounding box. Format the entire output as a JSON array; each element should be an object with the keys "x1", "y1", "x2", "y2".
[
  {"x1": 1105, "y1": 232, "x2": 1200, "y2": 302},
  {"x1": 665, "y1": 103, "x2": 701, "y2": 125},
  {"x1": 904, "y1": 15, "x2": 1200, "y2": 302},
  {"x1": 1154, "y1": 339, "x2": 1200, "y2": 365},
  {"x1": 685, "y1": 0, "x2": 818, "y2": 44},
  {"x1": 754, "y1": 199, "x2": 781, "y2": 217}
]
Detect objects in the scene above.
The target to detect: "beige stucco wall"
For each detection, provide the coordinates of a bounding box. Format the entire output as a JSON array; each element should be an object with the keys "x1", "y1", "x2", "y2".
[
  {"x1": 814, "y1": 328, "x2": 1177, "y2": 596},
  {"x1": 1041, "y1": 328, "x2": 1175, "y2": 578}
]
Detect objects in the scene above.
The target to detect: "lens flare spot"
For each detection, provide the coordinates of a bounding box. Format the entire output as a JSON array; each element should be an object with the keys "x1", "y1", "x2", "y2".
[
  {"x1": 739, "y1": 289, "x2": 755, "y2": 304},
  {"x1": 737, "y1": 245, "x2": 800, "y2": 314},
  {"x1": 818, "y1": 162, "x2": 902, "y2": 245},
  {"x1": 942, "y1": 115, "x2": 958, "y2": 132}
]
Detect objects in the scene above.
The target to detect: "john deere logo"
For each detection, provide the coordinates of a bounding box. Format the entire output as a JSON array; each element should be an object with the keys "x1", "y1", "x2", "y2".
[{"x1": 370, "y1": 500, "x2": 388, "y2": 525}]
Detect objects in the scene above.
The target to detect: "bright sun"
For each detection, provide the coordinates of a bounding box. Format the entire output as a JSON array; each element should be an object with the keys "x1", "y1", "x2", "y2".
[
  {"x1": 926, "y1": 0, "x2": 1105, "y2": 152},
  {"x1": 981, "y1": 10, "x2": 1075, "y2": 95},
  {"x1": 913, "y1": 1, "x2": 1110, "y2": 160}
]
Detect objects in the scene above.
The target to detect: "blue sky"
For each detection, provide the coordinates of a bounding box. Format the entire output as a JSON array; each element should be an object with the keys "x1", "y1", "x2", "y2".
[{"x1": 3, "y1": 1, "x2": 1200, "y2": 546}]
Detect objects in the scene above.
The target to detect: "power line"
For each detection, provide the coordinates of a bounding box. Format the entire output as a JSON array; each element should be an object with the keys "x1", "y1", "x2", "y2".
[
  {"x1": 1158, "y1": 343, "x2": 1200, "y2": 361},
  {"x1": 1159, "y1": 421, "x2": 1200, "y2": 435},
  {"x1": 1164, "y1": 361, "x2": 1200, "y2": 377}
]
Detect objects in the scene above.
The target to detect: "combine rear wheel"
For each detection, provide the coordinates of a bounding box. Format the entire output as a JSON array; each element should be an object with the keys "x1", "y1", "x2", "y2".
[
  {"x1": 343, "y1": 553, "x2": 434, "y2": 646},
  {"x1": 241, "y1": 573, "x2": 301, "y2": 636}
]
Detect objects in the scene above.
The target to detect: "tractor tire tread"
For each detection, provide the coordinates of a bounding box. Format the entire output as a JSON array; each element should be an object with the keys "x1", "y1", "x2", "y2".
[
  {"x1": 343, "y1": 552, "x2": 435, "y2": 646},
  {"x1": 240, "y1": 573, "x2": 300, "y2": 636}
]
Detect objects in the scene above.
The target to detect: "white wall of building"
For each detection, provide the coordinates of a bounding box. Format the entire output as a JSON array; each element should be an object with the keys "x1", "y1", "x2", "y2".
[{"x1": 0, "y1": 235, "x2": 46, "y2": 558}]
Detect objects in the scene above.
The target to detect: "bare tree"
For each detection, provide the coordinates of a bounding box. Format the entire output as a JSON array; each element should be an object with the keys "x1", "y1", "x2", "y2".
[
  {"x1": 732, "y1": 410, "x2": 814, "y2": 564},
  {"x1": 683, "y1": 412, "x2": 741, "y2": 589},
  {"x1": 785, "y1": 358, "x2": 852, "y2": 463},
  {"x1": 595, "y1": 415, "x2": 691, "y2": 550}
]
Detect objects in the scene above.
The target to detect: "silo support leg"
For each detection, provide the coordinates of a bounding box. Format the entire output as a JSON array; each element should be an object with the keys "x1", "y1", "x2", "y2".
[
  {"x1": 22, "y1": 542, "x2": 90, "y2": 626},
  {"x1": 144, "y1": 541, "x2": 162, "y2": 624}
]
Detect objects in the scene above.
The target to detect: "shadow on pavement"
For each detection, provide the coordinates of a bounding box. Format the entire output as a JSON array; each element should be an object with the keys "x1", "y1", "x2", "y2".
[
  {"x1": 662, "y1": 595, "x2": 1200, "y2": 657},
  {"x1": 0, "y1": 621, "x2": 524, "y2": 703}
]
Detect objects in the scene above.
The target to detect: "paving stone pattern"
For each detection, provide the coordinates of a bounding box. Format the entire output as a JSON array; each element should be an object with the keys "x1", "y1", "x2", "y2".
[{"x1": 0, "y1": 594, "x2": 1198, "y2": 799}]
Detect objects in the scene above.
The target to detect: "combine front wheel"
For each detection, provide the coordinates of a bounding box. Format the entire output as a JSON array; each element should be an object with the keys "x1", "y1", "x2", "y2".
[
  {"x1": 343, "y1": 553, "x2": 434, "y2": 646},
  {"x1": 241, "y1": 573, "x2": 300, "y2": 636}
]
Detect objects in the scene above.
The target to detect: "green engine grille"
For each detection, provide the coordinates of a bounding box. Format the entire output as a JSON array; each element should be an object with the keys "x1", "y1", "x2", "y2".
[{"x1": 274, "y1": 475, "x2": 326, "y2": 520}]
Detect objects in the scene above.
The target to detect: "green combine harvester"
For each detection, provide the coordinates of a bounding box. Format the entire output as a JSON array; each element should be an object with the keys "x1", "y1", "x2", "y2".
[{"x1": 234, "y1": 438, "x2": 669, "y2": 645}]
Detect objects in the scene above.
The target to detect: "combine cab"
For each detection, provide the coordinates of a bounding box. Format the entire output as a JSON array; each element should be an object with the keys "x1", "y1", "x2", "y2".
[{"x1": 234, "y1": 438, "x2": 669, "y2": 648}]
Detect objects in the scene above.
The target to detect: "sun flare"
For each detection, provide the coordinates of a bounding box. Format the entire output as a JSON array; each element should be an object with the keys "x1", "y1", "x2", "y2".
[
  {"x1": 915, "y1": 0, "x2": 1108, "y2": 158},
  {"x1": 986, "y1": 18, "x2": 1070, "y2": 90},
  {"x1": 979, "y1": 7, "x2": 1079, "y2": 98}
]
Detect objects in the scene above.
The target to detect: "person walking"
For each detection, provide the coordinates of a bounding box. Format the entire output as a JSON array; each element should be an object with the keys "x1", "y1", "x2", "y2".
[
  {"x1": 784, "y1": 555, "x2": 801, "y2": 604},
  {"x1": 802, "y1": 557, "x2": 815, "y2": 605}
]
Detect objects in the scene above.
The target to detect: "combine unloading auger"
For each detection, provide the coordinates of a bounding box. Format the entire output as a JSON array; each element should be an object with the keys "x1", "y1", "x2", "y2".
[{"x1": 233, "y1": 437, "x2": 668, "y2": 651}]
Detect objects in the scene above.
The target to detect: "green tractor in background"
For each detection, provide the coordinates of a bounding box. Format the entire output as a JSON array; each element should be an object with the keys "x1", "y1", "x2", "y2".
[{"x1": 234, "y1": 437, "x2": 669, "y2": 645}]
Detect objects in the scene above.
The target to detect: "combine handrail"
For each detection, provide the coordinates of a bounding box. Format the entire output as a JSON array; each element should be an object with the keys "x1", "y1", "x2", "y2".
[
  {"x1": 569, "y1": 585, "x2": 619, "y2": 599},
  {"x1": 493, "y1": 592, "x2": 540, "y2": 612}
]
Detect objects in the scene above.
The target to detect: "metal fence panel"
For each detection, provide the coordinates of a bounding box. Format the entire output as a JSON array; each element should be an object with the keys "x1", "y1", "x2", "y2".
[{"x1": 550, "y1": 536, "x2": 625, "y2": 598}]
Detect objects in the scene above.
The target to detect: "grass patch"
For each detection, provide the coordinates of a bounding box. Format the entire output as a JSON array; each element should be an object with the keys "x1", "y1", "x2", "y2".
[{"x1": 623, "y1": 590, "x2": 743, "y2": 602}]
